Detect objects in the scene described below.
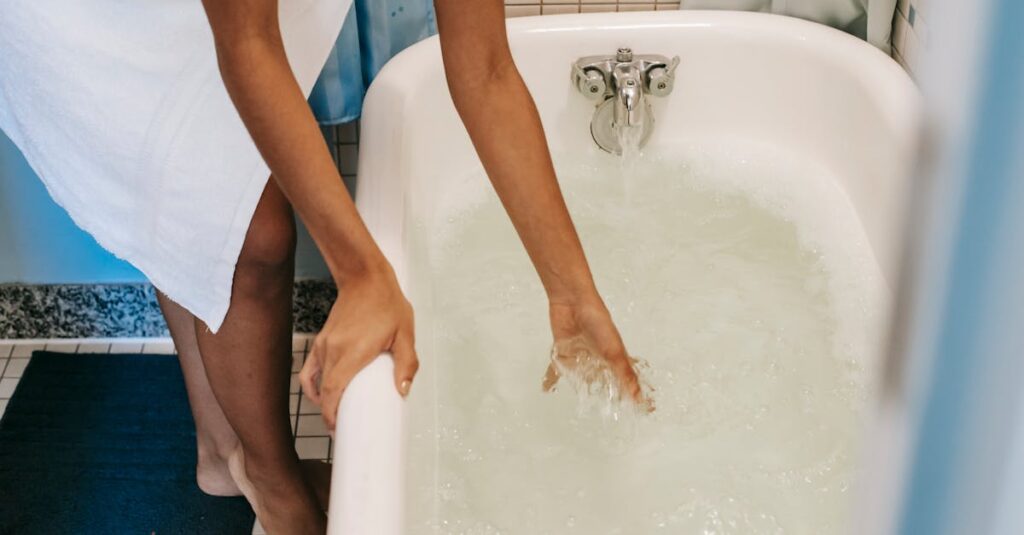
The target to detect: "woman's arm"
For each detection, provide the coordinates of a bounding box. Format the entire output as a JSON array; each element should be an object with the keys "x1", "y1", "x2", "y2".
[
  {"x1": 199, "y1": 0, "x2": 418, "y2": 430},
  {"x1": 434, "y1": 0, "x2": 646, "y2": 404}
]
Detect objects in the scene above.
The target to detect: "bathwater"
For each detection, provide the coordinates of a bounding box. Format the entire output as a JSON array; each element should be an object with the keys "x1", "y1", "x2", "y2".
[{"x1": 405, "y1": 141, "x2": 888, "y2": 535}]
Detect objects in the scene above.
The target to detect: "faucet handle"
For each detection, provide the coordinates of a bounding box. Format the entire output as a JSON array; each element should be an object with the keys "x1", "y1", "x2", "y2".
[
  {"x1": 573, "y1": 64, "x2": 608, "y2": 99},
  {"x1": 646, "y1": 55, "x2": 680, "y2": 97}
]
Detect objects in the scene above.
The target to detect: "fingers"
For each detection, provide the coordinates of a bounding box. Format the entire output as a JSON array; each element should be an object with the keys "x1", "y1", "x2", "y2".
[
  {"x1": 391, "y1": 331, "x2": 419, "y2": 397},
  {"x1": 299, "y1": 342, "x2": 323, "y2": 405},
  {"x1": 309, "y1": 326, "x2": 418, "y2": 433},
  {"x1": 612, "y1": 354, "x2": 655, "y2": 412},
  {"x1": 610, "y1": 354, "x2": 642, "y2": 401},
  {"x1": 315, "y1": 337, "x2": 368, "y2": 432},
  {"x1": 542, "y1": 362, "x2": 560, "y2": 392},
  {"x1": 320, "y1": 385, "x2": 346, "y2": 434},
  {"x1": 319, "y1": 365, "x2": 357, "y2": 433}
]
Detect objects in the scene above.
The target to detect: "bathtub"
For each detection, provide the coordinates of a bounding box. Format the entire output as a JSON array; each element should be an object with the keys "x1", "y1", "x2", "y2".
[{"x1": 327, "y1": 10, "x2": 920, "y2": 535}]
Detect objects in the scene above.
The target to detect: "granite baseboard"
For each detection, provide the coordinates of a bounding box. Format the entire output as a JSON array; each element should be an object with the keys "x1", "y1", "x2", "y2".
[{"x1": 0, "y1": 280, "x2": 336, "y2": 339}]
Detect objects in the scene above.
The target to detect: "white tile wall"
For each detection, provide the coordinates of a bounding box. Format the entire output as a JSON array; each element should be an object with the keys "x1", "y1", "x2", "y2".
[
  {"x1": 893, "y1": 0, "x2": 928, "y2": 76},
  {"x1": 505, "y1": 1, "x2": 681, "y2": 17}
]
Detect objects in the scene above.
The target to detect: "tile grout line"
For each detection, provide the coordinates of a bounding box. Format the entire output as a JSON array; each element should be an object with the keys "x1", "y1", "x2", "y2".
[
  {"x1": 0, "y1": 336, "x2": 174, "y2": 345},
  {"x1": 0, "y1": 343, "x2": 12, "y2": 380},
  {"x1": 293, "y1": 349, "x2": 304, "y2": 444}
]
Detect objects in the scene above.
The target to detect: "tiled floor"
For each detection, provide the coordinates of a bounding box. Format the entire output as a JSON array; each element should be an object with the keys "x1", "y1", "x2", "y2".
[{"x1": 0, "y1": 335, "x2": 328, "y2": 535}]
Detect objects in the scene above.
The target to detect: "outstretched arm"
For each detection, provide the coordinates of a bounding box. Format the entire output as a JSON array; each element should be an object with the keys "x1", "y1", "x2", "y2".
[
  {"x1": 434, "y1": 0, "x2": 646, "y2": 404},
  {"x1": 200, "y1": 0, "x2": 418, "y2": 430}
]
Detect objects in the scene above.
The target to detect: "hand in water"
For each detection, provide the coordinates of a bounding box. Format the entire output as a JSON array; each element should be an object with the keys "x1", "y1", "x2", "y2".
[{"x1": 543, "y1": 297, "x2": 654, "y2": 412}]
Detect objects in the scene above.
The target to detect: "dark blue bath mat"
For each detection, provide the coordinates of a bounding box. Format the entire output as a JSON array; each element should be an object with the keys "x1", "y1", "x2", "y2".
[{"x1": 0, "y1": 351, "x2": 255, "y2": 534}]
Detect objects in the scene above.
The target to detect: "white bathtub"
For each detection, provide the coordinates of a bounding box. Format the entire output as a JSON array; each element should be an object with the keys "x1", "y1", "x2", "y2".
[{"x1": 328, "y1": 11, "x2": 920, "y2": 535}]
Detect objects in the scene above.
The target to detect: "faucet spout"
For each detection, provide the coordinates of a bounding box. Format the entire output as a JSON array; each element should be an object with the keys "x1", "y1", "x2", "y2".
[{"x1": 612, "y1": 65, "x2": 646, "y2": 129}]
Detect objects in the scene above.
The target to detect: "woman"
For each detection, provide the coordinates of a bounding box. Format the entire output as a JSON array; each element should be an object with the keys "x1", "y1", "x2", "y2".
[{"x1": 1, "y1": 1, "x2": 645, "y2": 532}]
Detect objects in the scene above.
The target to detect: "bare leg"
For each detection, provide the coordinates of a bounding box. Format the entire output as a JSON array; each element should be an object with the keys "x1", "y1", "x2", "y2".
[
  {"x1": 193, "y1": 179, "x2": 324, "y2": 534},
  {"x1": 156, "y1": 291, "x2": 243, "y2": 497}
]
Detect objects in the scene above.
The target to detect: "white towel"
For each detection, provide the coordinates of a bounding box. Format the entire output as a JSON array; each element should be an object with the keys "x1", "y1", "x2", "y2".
[{"x1": 0, "y1": 0, "x2": 352, "y2": 332}]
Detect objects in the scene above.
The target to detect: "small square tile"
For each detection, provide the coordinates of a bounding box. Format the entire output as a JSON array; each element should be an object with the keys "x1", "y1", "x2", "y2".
[
  {"x1": 338, "y1": 145, "x2": 359, "y2": 177},
  {"x1": 110, "y1": 342, "x2": 144, "y2": 353},
  {"x1": 320, "y1": 125, "x2": 337, "y2": 146},
  {"x1": 618, "y1": 3, "x2": 657, "y2": 11},
  {"x1": 295, "y1": 437, "x2": 331, "y2": 460},
  {"x1": 44, "y1": 341, "x2": 78, "y2": 353},
  {"x1": 542, "y1": 5, "x2": 579, "y2": 14},
  {"x1": 506, "y1": 5, "x2": 541, "y2": 17},
  {"x1": 292, "y1": 352, "x2": 305, "y2": 372},
  {"x1": 3, "y1": 358, "x2": 29, "y2": 379},
  {"x1": 336, "y1": 121, "x2": 359, "y2": 144},
  {"x1": 77, "y1": 342, "x2": 111, "y2": 354},
  {"x1": 291, "y1": 337, "x2": 307, "y2": 352},
  {"x1": 290, "y1": 394, "x2": 300, "y2": 415},
  {"x1": 11, "y1": 343, "x2": 45, "y2": 358},
  {"x1": 901, "y1": 24, "x2": 920, "y2": 73},
  {"x1": 296, "y1": 414, "x2": 329, "y2": 437},
  {"x1": 142, "y1": 341, "x2": 176, "y2": 354},
  {"x1": 892, "y1": 12, "x2": 909, "y2": 57},
  {"x1": 0, "y1": 377, "x2": 19, "y2": 398},
  {"x1": 290, "y1": 373, "x2": 301, "y2": 394},
  {"x1": 0, "y1": 399, "x2": 7, "y2": 417},
  {"x1": 0, "y1": 343, "x2": 14, "y2": 358},
  {"x1": 300, "y1": 395, "x2": 322, "y2": 415}
]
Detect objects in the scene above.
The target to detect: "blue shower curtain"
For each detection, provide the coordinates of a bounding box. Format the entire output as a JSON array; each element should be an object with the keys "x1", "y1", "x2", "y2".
[{"x1": 308, "y1": 0, "x2": 437, "y2": 125}]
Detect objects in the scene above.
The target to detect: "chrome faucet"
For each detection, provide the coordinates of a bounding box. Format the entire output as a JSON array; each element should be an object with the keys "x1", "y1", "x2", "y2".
[
  {"x1": 612, "y1": 61, "x2": 645, "y2": 129},
  {"x1": 571, "y1": 48, "x2": 679, "y2": 154}
]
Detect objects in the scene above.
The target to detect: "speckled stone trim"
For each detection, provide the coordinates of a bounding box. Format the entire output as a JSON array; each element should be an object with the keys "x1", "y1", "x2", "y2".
[{"x1": 0, "y1": 280, "x2": 336, "y2": 339}]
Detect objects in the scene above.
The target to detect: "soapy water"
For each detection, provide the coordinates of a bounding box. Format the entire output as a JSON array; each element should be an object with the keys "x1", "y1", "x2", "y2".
[{"x1": 403, "y1": 140, "x2": 888, "y2": 534}]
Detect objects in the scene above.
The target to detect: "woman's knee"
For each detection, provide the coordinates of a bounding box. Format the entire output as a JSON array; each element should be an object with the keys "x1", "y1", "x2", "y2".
[{"x1": 236, "y1": 182, "x2": 296, "y2": 279}]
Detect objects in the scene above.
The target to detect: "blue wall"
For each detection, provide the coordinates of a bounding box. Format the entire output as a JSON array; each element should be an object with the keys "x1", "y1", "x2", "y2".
[
  {"x1": 0, "y1": 130, "x2": 144, "y2": 283},
  {"x1": 0, "y1": 130, "x2": 329, "y2": 284}
]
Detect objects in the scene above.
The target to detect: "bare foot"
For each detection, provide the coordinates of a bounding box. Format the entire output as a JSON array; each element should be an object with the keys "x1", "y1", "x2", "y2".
[
  {"x1": 227, "y1": 446, "x2": 326, "y2": 534},
  {"x1": 226, "y1": 447, "x2": 263, "y2": 515},
  {"x1": 300, "y1": 460, "x2": 332, "y2": 511},
  {"x1": 196, "y1": 453, "x2": 243, "y2": 497}
]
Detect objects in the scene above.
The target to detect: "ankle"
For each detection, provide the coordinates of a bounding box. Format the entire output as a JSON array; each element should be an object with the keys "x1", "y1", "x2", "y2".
[
  {"x1": 228, "y1": 446, "x2": 325, "y2": 533},
  {"x1": 195, "y1": 442, "x2": 243, "y2": 497},
  {"x1": 197, "y1": 437, "x2": 238, "y2": 467},
  {"x1": 243, "y1": 449, "x2": 304, "y2": 492}
]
